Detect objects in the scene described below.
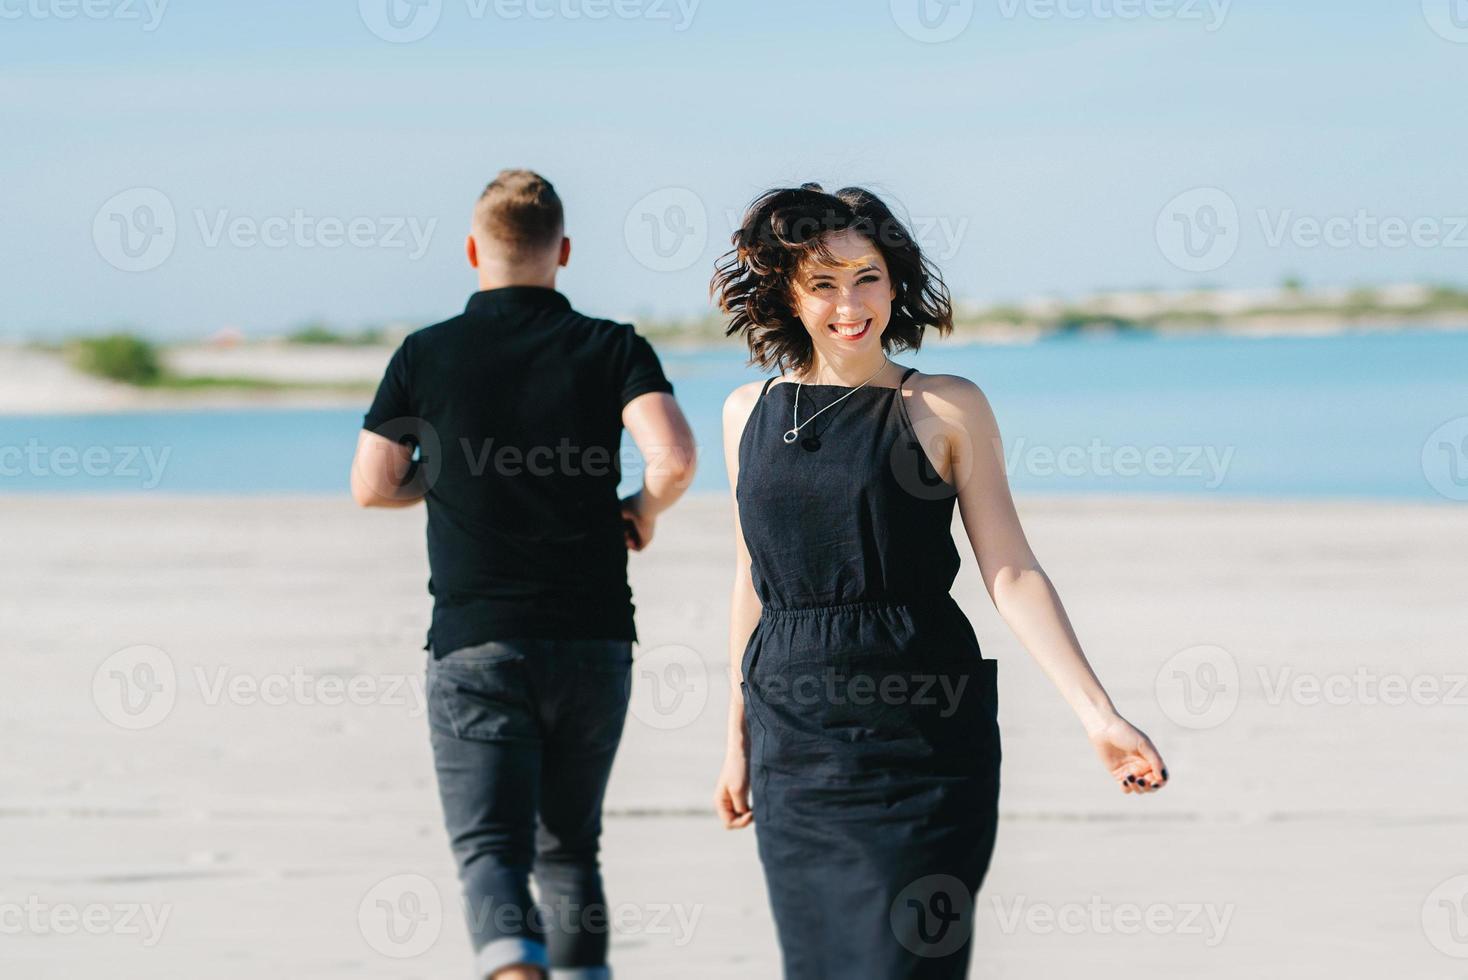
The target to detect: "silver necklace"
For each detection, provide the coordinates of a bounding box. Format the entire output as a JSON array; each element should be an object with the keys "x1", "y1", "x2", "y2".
[{"x1": 782, "y1": 358, "x2": 890, "y2": 445}]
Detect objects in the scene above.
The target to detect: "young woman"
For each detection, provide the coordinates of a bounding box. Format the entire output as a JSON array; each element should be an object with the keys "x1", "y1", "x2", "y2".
[{"x1": 711, "y1": 184, "x2": 1169, "y2": 978}]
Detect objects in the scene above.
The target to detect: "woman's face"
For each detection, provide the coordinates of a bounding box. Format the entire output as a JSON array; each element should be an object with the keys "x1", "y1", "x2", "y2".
[{"x1": 789, "y1": 229, "x2": 896, "y2": 363}]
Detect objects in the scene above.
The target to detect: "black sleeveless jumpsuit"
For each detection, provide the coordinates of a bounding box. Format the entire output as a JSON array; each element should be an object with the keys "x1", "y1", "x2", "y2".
[{"x1": 736, "y1": 368, "x2": 1002, "y2": 979}]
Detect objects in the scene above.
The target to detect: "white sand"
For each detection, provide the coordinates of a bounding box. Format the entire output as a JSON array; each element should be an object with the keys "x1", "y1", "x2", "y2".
[
  {"x1": 165, "y1": 343, "x2": 394, "y2": 386},
  {"x1": 4, "y1": 493, "x2": 1466, "y2": 977},
  {"x1": 0, "y1": 347, "x2": 146, "y2": 414}
]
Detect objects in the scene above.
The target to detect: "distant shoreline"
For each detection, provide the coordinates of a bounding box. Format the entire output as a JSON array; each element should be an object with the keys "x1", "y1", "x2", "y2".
[{"x1": 3, "y1": 315, "x2": 1465, "y2": 417}]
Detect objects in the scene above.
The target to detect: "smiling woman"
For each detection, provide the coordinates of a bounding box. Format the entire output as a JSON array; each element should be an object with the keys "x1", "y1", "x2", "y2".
[
  {"x1": 711, "y1": 183, "x2": 954, "y2": 375},
  {"x1": 712, "y1": 183, "x2": 1169, "y2": 979}
]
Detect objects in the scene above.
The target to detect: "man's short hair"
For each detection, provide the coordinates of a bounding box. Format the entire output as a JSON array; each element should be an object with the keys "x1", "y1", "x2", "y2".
[{"x1": 474, "y1": 169, "x2": 565, "y2": 261}]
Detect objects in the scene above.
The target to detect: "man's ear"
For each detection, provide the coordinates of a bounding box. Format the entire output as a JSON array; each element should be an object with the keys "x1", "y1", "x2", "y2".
[
  {"x1": 466, "y1": 234, "x2": 480, "y2": 269},
  {"x1": 558, "y1": 236, "x2": 571, "y2": 268}
]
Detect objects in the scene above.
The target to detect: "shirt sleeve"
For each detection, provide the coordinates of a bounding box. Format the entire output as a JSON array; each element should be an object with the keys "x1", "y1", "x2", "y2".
[
  {"x1": 619, "y1": 328, "x2": 674, "y2": 408},
  {"x1": 363, "y1": 340, "x2": 413, "y2": 433}
]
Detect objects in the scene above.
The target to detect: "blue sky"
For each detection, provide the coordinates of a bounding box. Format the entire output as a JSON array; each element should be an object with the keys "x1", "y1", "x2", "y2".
[{"x1": 3, "y1": 1, "x2": 1466, "y2": 338}]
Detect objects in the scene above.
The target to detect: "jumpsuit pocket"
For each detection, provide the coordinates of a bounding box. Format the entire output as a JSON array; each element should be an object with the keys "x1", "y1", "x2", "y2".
[{"x1": 959, "y1": 657, "x2": 1002, "y2": 770}]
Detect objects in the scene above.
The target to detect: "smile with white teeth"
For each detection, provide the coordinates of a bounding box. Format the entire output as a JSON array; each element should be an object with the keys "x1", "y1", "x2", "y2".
[{"x1": 830, "y1": 319, "x2": 871, "y2": 340}]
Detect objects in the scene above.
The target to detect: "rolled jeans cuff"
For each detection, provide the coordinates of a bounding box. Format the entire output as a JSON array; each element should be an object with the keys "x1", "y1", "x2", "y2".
[{"x1": 474, "y1": 936, "x2": 548, "y2": 977}]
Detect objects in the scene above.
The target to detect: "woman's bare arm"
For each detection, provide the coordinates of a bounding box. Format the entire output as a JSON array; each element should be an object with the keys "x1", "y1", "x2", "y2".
[
  {"x1": 913, "y1": 374, "x2": 1168, "y2": 794},
  {"x1": 714, "y1": 380, "x2": 764, "y2": 827}
]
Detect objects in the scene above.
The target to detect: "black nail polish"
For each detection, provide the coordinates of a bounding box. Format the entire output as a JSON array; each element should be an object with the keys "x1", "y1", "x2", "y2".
[
  {"x1": 1125, "y1": 774, "x2": 1136, "y2": 783},
  {"x1": 1138, "y1": 779, "x2": 1148, "y2": 787},
  {"x1": 1162, "y1": 769, "x2": 1169, "y2": 780}
]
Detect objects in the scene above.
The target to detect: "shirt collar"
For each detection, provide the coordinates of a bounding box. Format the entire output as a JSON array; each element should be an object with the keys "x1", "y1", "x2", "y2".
[{"x1": 465, "y1": 286, "x2": 572, "y2": 317}]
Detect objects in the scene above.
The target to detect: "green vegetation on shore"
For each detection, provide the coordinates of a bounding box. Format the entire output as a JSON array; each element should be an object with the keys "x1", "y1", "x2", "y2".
[
  {"x1": 66, "y1": 333, "x2": 372, "y2": 393},
  {"x1": 68, "y1": 333, "x2": 165, "y2": 385},
  {"x1": 285, "y1": 322, "x2": 387, "y2": 346},
  {"x1": 50, "y1": 282, "x2": 1468, "y2": 396},
  {"x1": 957, "y1": 282, "x2": 1468, "y2": 336}
]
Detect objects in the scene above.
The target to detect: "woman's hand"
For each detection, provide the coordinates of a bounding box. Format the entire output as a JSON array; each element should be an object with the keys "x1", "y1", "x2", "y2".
[
  {"x1": 1088, "y1": 715, "x2": 1169, "y2": 794},
  {"x1": 714, "y1": 746, "x2": 754, "y2": 829}
]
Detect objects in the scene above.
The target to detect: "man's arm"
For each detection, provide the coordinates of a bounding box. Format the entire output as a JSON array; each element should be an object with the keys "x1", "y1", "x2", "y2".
[
  {"x1": 619, "y1": 392, "x2": 697, "y2": 550},
  {"x1": 350, "y1": 429, "x2": 425, "y2": 508}
]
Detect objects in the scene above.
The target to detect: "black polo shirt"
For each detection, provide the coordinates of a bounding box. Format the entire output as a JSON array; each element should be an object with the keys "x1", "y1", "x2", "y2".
[{"x1": 363, "y1": 287, "x2": 674, "y2": 655}]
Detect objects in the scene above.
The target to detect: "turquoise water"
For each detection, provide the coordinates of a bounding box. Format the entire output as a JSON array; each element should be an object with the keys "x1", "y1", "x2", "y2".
[{"x1": 2, "y1": 329, "x2": 1465, "y2": 501}]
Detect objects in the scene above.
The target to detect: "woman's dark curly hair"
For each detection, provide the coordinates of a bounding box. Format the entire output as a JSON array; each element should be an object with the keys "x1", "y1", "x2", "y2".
[{"x1": 711, "y1": 183, "x2": 953, "y2": 375}]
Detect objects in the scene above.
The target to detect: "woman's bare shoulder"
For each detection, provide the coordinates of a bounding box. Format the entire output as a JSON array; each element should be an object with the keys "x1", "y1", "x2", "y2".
[
  {"x1": 906, "y1": 371, "x2": 993, "y2": 415},
  {"x1": 724, "y1": 378, "x2": 771, "y2": 413},
  {"x1": 723, "y1": 378, "x2": 775, "y2": 434}
]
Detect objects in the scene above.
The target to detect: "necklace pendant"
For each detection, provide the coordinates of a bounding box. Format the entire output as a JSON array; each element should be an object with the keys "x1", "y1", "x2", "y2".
[
  {"x1": 801, "y1": 436, "x2": 822, "y2": 452},
  {"x1": 782, "y1": 429, "x2": 799, "y2": 444}
]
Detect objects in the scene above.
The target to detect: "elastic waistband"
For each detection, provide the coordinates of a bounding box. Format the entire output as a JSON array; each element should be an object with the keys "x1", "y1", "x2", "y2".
[{"x1": 760, "y1": 596, "x2": 950, "y2": 617}]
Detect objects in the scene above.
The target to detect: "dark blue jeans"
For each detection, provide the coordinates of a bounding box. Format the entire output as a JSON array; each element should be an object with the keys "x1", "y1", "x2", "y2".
[{"x1": 427, "y1": 638, "x2": 633, "y2": 979}]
